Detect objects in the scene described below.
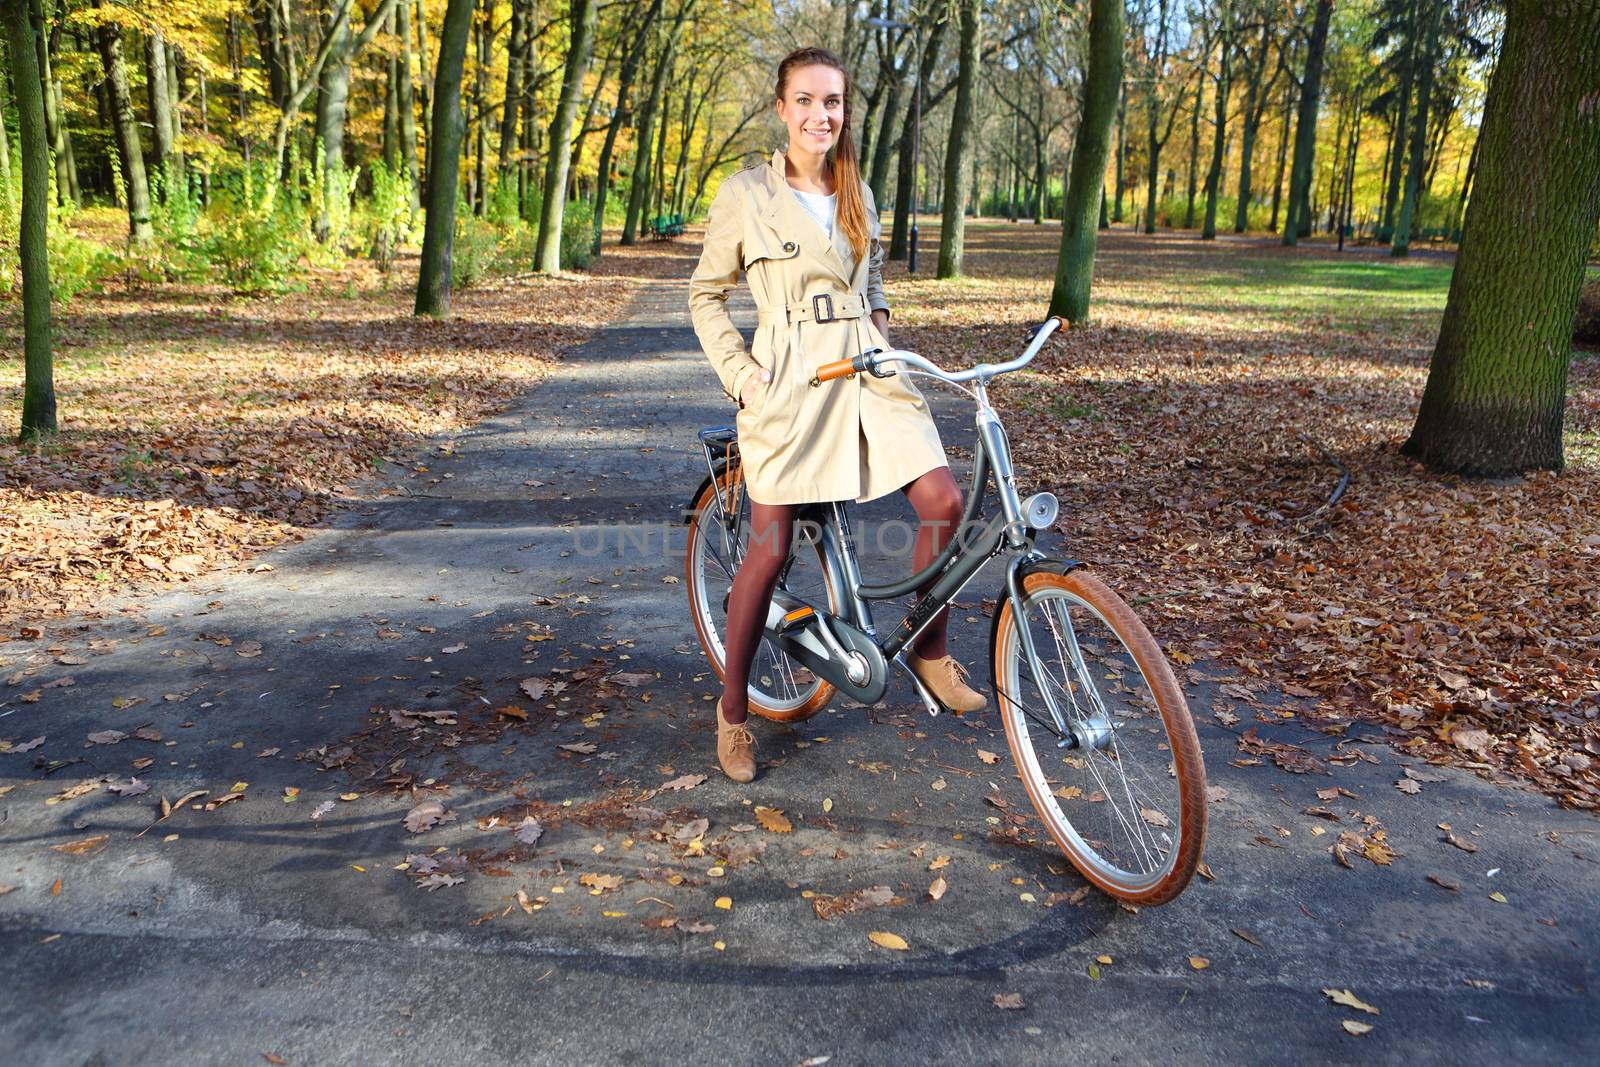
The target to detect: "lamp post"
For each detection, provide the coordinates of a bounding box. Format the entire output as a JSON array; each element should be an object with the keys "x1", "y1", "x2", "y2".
[{"x1": 864, "y1": 11, "x2": 922, "y2": 272}]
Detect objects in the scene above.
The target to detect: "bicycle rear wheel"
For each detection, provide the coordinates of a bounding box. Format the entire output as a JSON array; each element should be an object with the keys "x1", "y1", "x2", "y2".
[
  {"x1": 684, "y1": 458, "x2": 837, "y2": 723},
  {"x1": 991, "y1": 569, "x2": 1206, "y2": 905}
]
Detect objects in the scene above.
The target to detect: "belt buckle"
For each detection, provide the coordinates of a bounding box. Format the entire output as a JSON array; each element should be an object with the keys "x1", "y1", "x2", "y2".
[{"x1": 811, "y1": 294, "x2": 836, "y2": 324}]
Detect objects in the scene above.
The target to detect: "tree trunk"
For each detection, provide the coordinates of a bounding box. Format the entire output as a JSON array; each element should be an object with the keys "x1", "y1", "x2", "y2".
[
  {"x1": 536, "y1": 0, "x2": 596, "y2": 272},
  {"x1": 1142, "y1": 0, "x2": 1171, "y2": 235},
  {"x1": 415, "y1": 0, "x2": 432, "y2": 163},
  {"x1": 1282, "y1": 0, "x2": 1331, "y2": 246},
  {"x1": 6, "y1": 0, "x2": 54, "y2": 439},
  {"x1": 93, "y1": 7, "x2": 152, "y2": 241},
  {"x1": 1381, "y1": 0, "x2": 1417, "y2": 236},
  {"x1": 383, "y1": 5, "x2": 400, "y2": 167},
  {"x1": 1184, "y1": 40, "x2": 1205, "y2": 229},
  {"x1": 889, "y1": 13, "x2": 947, "y2": 260},
  {"x1": 1049, "y1": 0, "x2": 1123, "y2": 322},
  {"x1": 498, "y1": 0, "x2": 529, "y2": 177},
  {"x1": 35, "y1": 5, "x2": 77, "y2": 205},
  {"x1": 867, "y1": 50, "x2": 904, "y2": 201},
  {"x1": 0, "y1": 55, "x2": 12, "y2": 191},
  {"x1": 622, "y1": 31, "x2": 677, "y2": 246},
  {"x1": 144, "y1": 30, "x2": 176, "y2": 195},
  {"x1": 1111, "y1": 82, "x2": 1126, "y2": 223},
  {"x1": 1201, "y1": 14, "x2": 1231, "y2": 242},
  {"x1": 592, "y1": 0, "x2": 663, "y2": 255},
  {"x1": 1269, "y1": 69, "x2": 1293, "y2": 231},
  {"x1": 396, "y1": 0, "x2": 419, "y2": 208},
  {"x1": 935, "y1": 0, "x2": 980, "y2": 278},
  {"x1": 470, "y1": 9, "x2": 487, "y2": 214},
  {"x1": 313, "y1": 12, "x2": 353, "y2": 240},
  {"x1": 414, "y1": 0, "x2": 475, "y2": 317},
  {"x1": 1392, "y1": 0, "x2": 1441, "y2": 257},
  {"x1": 1401, "y1": 0, "x2": 1600, "y2": 475},
  {"x1": 1232, "y1": 23, "x2": 1272, "y2": 234}
]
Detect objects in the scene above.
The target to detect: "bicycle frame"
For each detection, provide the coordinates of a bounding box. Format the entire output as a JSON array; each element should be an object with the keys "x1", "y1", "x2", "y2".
[{"x1": 690, "y1": 318, "x2": 1083, "y2": 727}]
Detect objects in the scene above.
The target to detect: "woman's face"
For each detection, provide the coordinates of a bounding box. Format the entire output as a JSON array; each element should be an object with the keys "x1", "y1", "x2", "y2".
[{"x1": 776, "y1": 64, "x2": 846, "y2": 157}]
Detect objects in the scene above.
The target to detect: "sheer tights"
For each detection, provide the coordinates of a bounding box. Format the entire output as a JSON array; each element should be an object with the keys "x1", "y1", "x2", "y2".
[{"x1": 720, "y1": 466, "x2": 964, "y2": 725}]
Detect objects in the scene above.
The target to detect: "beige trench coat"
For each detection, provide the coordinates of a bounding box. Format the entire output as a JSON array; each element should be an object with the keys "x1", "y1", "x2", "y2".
[{"x1": 688, "y1": 148, "x2": 948, "y2": 506}]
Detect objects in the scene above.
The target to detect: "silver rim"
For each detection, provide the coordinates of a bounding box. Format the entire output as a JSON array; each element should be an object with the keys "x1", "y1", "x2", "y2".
[
  {"x1": 688, "y1": 476, "x2": 836, "y2": 712},
  {"x1": 1000, "y1": 585, "x2": 1185, "y2": 892}
]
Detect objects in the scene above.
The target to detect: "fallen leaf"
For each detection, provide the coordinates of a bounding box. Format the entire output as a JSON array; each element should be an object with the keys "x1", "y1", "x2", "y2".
[
  {"x1": 1394, "y1": 778, "x2": 1421, "y2": 795},
  {"x1": 1323, "y1": 988, "x2": 1380, "y2": 1015},
  {"x1": 404, "y1": 800, "x2": 447, "y2": 834},
  {"x1": 927, "y1": 877, "x2": 947, "y2": 902},
  {"x1": 109, "y1": 778, "x2": 150, "y2": 797},
  {"x1": 1427, "y1": 873, "x2": 1460, "y2": 892},
  {"x1": 1444, "y1": 833, "x2": 1479, "y2": 853},
  {"x1": 51, "y1": 834, "x2": 110, "y2": 856},
  {"x1": 659, "y1": 774, "x2": 706, "y2": 792},
  {"x1": 992, "y1": 992, "x2": 1025, "y2": 1010},
  {"x1": 1231, "y1": 927, "x2": 1263, "y2": 947},
  {"x1": 1188, "y1": 956, "x2": 1210, "y2": 970},
  {"x1": 977, "y1": 749, "x2": 1000, "y2": 765},
  {"x1": 867, "y1": 931, "x2": 908, "y2": 951},
  {"x1": 310, "y1": 801, "x2": 335, "y2": 820},
  {"x1": 417, "y1": 873, "x2": 464, "y2": 890},
  {"x1": 1489, "y1": 891, "x2": 1508, "y2": 904},
  {"x1": 559, "y1": 742, "x2": 598, "y2": 755},
  {"x1": 754, "y1": 806, "x2": 793, "y2": 833},
  {"x1": 87, "y1": 730, "x2": 127, "y2": 746},
  {"x1": 8, "y1": 736, "x2": 46, "y2": 753},
  {"x1": 514, "y1": 817, "x2": 544, "y2": 846},
  {"x1": 714, "y1": 896, "x2": 732, "y2": 910},
  {"x1": 580, "y1": 873, "x2": 623, "y2": 893},
  {"x1": 1342, "y1": 1021, "x2": 1374, "y2": 1036}
]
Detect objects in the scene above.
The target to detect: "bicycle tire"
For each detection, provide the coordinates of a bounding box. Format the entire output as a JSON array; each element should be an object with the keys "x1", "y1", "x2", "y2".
[
  {"x1": 991, "y1": 569, "x2": 1206, "y2": 905},
  {"x1": 684, "y1": 461, "x2": 837, "y2": 724}
]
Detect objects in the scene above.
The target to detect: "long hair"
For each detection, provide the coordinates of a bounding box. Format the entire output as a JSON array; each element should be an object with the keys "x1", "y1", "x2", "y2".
[{"x1": 776, "y1": 47, "x2": 869, "y2": 262}]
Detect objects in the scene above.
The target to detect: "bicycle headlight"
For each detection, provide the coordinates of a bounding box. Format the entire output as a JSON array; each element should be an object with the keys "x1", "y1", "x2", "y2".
[{"x1": 1022, "y1": 492, "x2": 1059, "y2": 531}]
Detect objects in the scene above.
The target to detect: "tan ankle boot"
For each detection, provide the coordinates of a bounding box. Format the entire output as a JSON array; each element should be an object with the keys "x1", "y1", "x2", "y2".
[
  {"x1": 907, "y1": 650, "x2": 988, "y2": 713},
  {"x1": 715, "y1": 698, "x2": 757, "y2": 782}
]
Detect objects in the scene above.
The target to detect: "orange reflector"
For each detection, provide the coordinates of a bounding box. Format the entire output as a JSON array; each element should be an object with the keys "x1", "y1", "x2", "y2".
[{"x1": 783, "y1": 606, "x2": 814, "y2": 622}]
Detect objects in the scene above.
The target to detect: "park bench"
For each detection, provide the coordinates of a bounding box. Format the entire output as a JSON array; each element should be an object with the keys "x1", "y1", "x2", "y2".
[{"x1": 648, "y1": 214, "x2": 686, "y2": 240}]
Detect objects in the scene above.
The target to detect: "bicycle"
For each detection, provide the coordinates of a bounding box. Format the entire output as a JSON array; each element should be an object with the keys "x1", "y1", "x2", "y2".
[{"x1": 681, "y1": 316, "x2": 1206, "y2": 905}]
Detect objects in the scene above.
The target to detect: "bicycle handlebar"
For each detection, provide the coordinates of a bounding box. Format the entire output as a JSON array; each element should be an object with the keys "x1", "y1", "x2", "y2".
[{"x1": 808, "y1": 315, "x2": 1065, "y2": 388}]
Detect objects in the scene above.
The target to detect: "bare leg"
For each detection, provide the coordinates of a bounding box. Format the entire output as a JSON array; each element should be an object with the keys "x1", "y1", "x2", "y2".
[
  {"x1": 720, "y1": 500, "x2": 798, "y2": 725},
  {"x1": 903, "y1": 465, "x2": 965, "y2": 660}
]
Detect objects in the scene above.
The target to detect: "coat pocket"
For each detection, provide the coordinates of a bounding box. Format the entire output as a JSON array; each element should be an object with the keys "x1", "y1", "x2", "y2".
[{"x1": 741, "y1": 219, "x2": 803, "y2": 269}]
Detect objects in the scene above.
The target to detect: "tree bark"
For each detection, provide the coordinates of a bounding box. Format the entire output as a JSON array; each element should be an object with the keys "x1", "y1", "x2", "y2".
[
  {"x1": 1381, "y1": 0, "x2": 1417, "y2": 236},
  {"x1": 622, "y1": 25, "x2": 679, "y2": 246},
  {"x1": 144, "y1": 30, "x2": 179, "y2": 195},
  {"x1": 93, "y1": 5, "x2": 152, "y2": 241},
  {"x1": 1201, "y1": 7, "x2": 1231, "y2": 242},
  {"x1": 498, "y1": 0, "x2": 530, "y2": 177},
  {"x1": 1184, "y1": 32, "x2": 1206, "y2": 230},
  {"x1": 35, "y1": 3, "x2": 77, "y2": 205},
  {"x1": 592, "y1": 0, "x2": 663, "y2": 255},
  {"x1": 1268, "y1": 65, "x2": 1293, "y2": 231},
  {"x1": 888, "y1": 11, "x2": 947, "y2": 260},
  {"x1": 536, "y1": 0, "x2": 596, "y2": 272},
  {"x1": 1111, "y1": 81, "x2": 1125, "y2": 223},
  {"x1": 935, "y1": 0, "x2": 980, "y2": 278},
  {"x1": 414, "y1": 0, "x2": 475, "y2": 317},
  {"x1": 1401, "y1": 0, "x2": 1600, "y2": 475},
  {"x1": 1281, "y1": 0, "x2": 1331, "y2": 246},
  {"x1": 5, "y1": 0, "x2": 55, "y2": 439},
  {"x1": 1049, "y1": 0, "x2": 1123, "y2": 322},
  {"x1": 1392, "y1": 0, "x2": 1441, "y2": 256},
  {"x1": 396, "y1": 0, "x2": 419, "y2": 207}
]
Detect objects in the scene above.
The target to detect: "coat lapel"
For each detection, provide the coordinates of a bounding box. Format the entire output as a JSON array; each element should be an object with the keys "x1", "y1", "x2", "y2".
[{"x1": 763, "y1": 148, "x2": 856, "y2": 288}]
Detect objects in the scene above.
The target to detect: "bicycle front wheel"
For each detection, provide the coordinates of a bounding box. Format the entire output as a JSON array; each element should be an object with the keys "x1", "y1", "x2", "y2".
[
  {"x1": 684, "y1": 458, "x2": 837, "y2": 724},
  {"x1": 992, "y1": 569, "x2": 1206, "y2": 905}
]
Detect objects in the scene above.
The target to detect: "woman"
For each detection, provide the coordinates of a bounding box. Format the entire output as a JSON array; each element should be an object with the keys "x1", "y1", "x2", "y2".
[{"x1": 688, "y1": 47, "x2": 986, "y2": 784}]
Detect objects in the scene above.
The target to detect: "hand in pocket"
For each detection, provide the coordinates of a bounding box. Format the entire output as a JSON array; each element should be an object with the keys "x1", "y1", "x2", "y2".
[{"x1": 741, "y1": 368, "x2": 773, "y2": 413}]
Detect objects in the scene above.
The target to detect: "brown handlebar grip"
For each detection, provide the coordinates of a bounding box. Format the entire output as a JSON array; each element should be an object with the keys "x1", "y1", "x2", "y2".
[{"x1": 809, "y1": 358, "x2": 857, "y2": 387}]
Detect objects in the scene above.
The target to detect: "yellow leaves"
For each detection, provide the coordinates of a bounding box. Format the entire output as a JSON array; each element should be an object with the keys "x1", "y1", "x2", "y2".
[
  {"x1": 579, "y1": 873, "x2": 622, "y2": 894},
  {"x1": 1053, "y1": 785, "x2": 1084, "y2": 800},
  {"x1": 1188, "y1": 956, "x2": 1210, "y2": 971},
  {"x1": 976, "y1": 749, "x2": 1000, "y2": 765},
  {"x1": 1342, "y1": 1021, "x2": 1374, "y2": 1037},
  {"x1": 927, "y1": 877, "x2": 947, "y2": 901},
  {"x1": 928, "y1": 855, "x2": 951, "y2": 871},
  {"x1": 1323, "y1": 989, "x2": 1379, "y2": 1015},
  {"x1": 754, "y1": 806, "x2": 792, "y2": 833},
  {"x1": 867, "y1": 931, "x2": 908, "y2": 951},
  {"x1": 1489, "y1": 891, "x2": 1509, "y2": 904},
  {"x1": 822, "y1": 798, "x2": 833, "y2": 812},
  {"x1": 714, "y1": 896, "x2": 733, "y2": 910},
  {"x1": 51, "y1": 834, "x2": 110, "y2": 856}
]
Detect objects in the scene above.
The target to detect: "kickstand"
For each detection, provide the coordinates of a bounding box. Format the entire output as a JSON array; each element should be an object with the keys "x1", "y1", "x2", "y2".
[{"x1": 892, "y1": 652, "x2": 944, "y2": 718}]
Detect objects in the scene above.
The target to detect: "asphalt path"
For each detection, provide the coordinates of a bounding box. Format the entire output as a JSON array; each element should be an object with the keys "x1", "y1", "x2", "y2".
[{"x1": 1, "y1": 277, "x2": 1595, "y2": 1066}]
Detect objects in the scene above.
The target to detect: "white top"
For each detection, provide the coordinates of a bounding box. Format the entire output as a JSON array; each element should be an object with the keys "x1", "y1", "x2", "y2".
[{"x1": 791, "y1": 188, "x2": 837, "y2": 239}]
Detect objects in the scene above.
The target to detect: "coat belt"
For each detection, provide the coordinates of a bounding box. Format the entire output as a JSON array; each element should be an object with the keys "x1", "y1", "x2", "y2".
[{"x1": 757, "y1": 292, "x2": 868, "y2": 326}]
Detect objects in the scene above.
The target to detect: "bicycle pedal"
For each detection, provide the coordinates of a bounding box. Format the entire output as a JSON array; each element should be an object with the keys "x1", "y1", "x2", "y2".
[{"x1": 777, "y1": 604, "x2": 816, "y2": 633}]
